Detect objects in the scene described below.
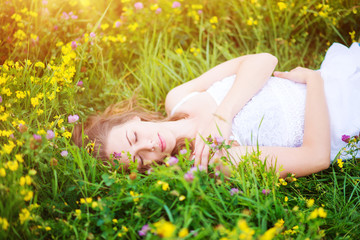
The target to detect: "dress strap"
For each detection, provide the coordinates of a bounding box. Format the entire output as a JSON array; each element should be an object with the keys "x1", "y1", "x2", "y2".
[{"x1": 170, "y1": 92, "x2": 200, "y2": 116}]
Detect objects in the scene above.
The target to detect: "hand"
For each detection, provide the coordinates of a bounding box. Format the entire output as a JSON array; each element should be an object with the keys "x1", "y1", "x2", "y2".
[
  {"x1": 274, "y1": 66, "x2": 320, "y2": 84},
  {"x1": 194, "y1": 114, "x2": 232, "y2": 170}
]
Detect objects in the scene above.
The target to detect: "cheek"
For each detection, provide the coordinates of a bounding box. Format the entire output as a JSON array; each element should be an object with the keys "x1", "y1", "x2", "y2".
[{"x1": 143, "y1": 152, "x2": 165, "y2": 165}]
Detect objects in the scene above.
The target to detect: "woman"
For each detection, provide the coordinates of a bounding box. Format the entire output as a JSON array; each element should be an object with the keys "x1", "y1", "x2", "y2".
[{"x1": 73, "y1": 42, "x2": 360, "y2": 177}]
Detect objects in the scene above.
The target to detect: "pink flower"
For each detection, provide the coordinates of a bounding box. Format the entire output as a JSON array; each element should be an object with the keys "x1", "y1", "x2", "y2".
[
  {"x1": 262, "y1": 189, "x2": 271, "y2": 195},
  {"x1": 134, "y1": 2, "x2": 144, "y2": 10},
  {"x1": 138, "y1": 224, "x2": 150, "y2": 236},
  {"x1": 62, "y1": 12, "x2": 69, "y2": 20},
  {"x1": 53, "y1": 25, "x2": 58, "y2": 31},
  {"x1": 184, "y1": 172, "x2": 194, "y2": 182},
  {"x1": 190, "y1": 165, "x2": 205, "y2": 173},
  {"x1": 180, "y1": 149, "x2": 187, "y2": 155},
  {"x1": 114, "y1": 21, "x2": 121, "y2": 28},
  {"x1": 61, "y1": 150, "x2": 68, "y2": 157},
  {"x1": 342, "y1": 134, "x2": 350, "y2": 143},
  {"x1": 68, "y1": 114, "x2": 79, "y2": 123},
  {"x1": 46, "y1": 130, "x2": 55, "y2": 140},
  {"x1": 113, "y1": 152, "x2": 122, "y2": 159},
  {"x1": 215, "y1": 136, "x2": 224, "y2": 145},
  {"x1": 0, "y1": 95, "x2": 2, "y2": 103},
  {"x1": 230, "y1": 188, "x2": 239, "y2": 196},
  {"x1": 77, "y1": 81, "x2": 83, "y2": 87},
  {"x1": 155, "y1": 8, "x2": 162, "y2": 14},
  {"x1": 90, "y1": 32, "x2": 96, "y2": 38},
  {"x1": 198, "y1": 10, "x2": 203, "y2": 14},
  {"x1": 167, "y1": 156, "x2": 178, "y2": 166},
  {"x1": 33, "y1": 134, "x2": 42, "y2": 141},
  {"x1": 71, "y1": 41, "x2": 77, "y2": 50},
  {"x1": 172, "y1": 1, "x2": 181, "y2": 8},
  {"x1": 69, "y1": 12, "x2": 78, "y2": 19},
  {"x1": 42, "y1": 0, "x2": 48, "y2": 4}
]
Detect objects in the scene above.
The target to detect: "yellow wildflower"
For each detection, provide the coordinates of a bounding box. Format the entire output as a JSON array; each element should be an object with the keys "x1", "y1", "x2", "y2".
[
  {"x1": 80, "y1": 198, "x2": 85, "y2": 204},
  {"x1": 7, "y1": 160, "x2": 19, "y2": 171},
  {"x1": 127, "y1": 23, "x2": 139, "y2": 32},
  {"x1": 259, "y1": 227, "x2": 277, "y2": 240},
  {"x1": 11, "y1": 13, "x2": 22, "y2": 21},
  {"x1": 179, "y1": 195, "x2": 186, "y2": 201},
  {"x1": 175, "y1": 48, "x2": 183, "y2": 55},
  {"x1": 112, "y1": 218, "x2": 118, "y2": 223},
  {"x1": 0, "y1": 217, "x2": 9, "y2": 230},
  {"x1": 15, "y1": 91, "x2": 26, "y2": 99},
  {"x1": 162, "y1": 182, "x2": 170, "y2": 191},
  {"x1": 45, "y1": 226, "x2": 51, "y2": 231},
  {"x1": 307, "y1": 198, "x2": 315, "y2": 208},
  {"x1": 14, "y1": 29, "x2": 27, "y2": 40},
  {"x1": 209, "y1": 16, "x2": 218, "y2": 24},
  {"x1": 0, "y1": 168, "x2": 6, "y2": 177},
  {"x1": 337, "y1": 158, "x2": 343, "y2": 168},
  {"x1": 86, "y1": 197, "x2": 92, "y2": 203},
  {"x1": 178, "y1": 228, "x2": 189, "y2": 238},
  {"x1": 100, "y1": 23, "x2": 109, "y2": 31},
  {"x1": 246, "y1": 17, "x2": 258, "y2": 26},
  {"x1": 19, "y1": 208, "x2": 31, "y2": 224},
  {"x1": 154, "y1": 219, "x2": 176, "y2": 238},
  {"x1": 75, "y1": 209, "x2": 81, "y2": 219},
  {"x1": 277, "y1": 2, "x2": 287, "y2": 11},
  {"x1": 122, "y1": 225, "x2": 128, "y2": 232},
  {"x1": 31, "y1": 97, "x2": 39, "y2": 107},
  {"x1": 91, "y1": 201, "x2": 98, "y2": 208},
  {"x1": 35, "y1": 62, "x2": 45, "y2": 68},
  {"x1": 274, "y1": 219, "x2": 284, "y2": 228},
  {"x1": 24, "y1": 190, "x2": 34, "y2": 201},
  {"x1": 62, "y1": 131, "x2": 72, "y2": 139},
  {"x1": 318, "y1": 207, "x2": 327, "y2": 218},
  {"x1": 284, "y1": 196, "x2": 288, "y2": 202}
]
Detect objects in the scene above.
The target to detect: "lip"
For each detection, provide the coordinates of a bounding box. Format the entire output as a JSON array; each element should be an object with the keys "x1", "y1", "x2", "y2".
[{"x1": 158, "y1": 133, "x2": 166, "y2": 152}]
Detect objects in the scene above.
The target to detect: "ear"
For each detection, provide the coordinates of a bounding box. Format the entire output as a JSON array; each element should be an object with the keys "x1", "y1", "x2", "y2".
[{"x1": 132, "y1": 116, "x2": 141, "y2": 122}]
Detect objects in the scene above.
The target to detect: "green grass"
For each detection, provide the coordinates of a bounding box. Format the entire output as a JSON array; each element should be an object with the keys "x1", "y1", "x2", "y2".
[{"x1": 0, "y1": 0, "x2": 360, "y2": 239}]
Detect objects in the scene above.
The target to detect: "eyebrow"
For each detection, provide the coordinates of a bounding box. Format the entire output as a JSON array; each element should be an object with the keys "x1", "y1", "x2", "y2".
[{"x1": 125, "y1": 130, "x2": 136, "y2": 163}]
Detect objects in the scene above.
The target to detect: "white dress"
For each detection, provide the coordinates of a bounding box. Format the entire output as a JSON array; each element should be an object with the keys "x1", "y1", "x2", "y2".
[{"x1": 174, "y1": 43, "x2": 360, "y2": 162}]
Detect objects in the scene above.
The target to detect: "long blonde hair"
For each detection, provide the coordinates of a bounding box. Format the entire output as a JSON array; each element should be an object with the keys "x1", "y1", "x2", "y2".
[{"x1": 72, "y1": 98, "x2": 193, "y2": 171}]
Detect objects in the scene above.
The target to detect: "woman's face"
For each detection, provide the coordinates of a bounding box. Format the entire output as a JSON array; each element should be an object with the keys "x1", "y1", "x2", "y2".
[{"x1": 106, "y1": 117, "x2": 176, "y2": 168}]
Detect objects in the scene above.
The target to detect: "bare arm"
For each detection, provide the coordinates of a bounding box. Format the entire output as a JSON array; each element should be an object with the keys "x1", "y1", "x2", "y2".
[
  {"x1": 222, "y1": 68, "x2": 331, "y2": 177},
  {"x1": 165, "y1": 53, "x2": 278, "y2": 116}
]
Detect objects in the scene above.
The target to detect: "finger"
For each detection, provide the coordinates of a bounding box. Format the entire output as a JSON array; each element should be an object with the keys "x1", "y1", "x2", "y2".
[
  {"x1": 200, "y1": 145, "x2": 210, "y2": 172},
  {"x1": 194, "y1": 137, "x2": 205, "y2": 166},
  {"x1": 273, "y1": 71, "x2": 288, "y2": 78}
]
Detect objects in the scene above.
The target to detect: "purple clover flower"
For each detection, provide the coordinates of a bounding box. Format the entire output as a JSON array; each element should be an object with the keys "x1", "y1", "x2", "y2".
[
  {"x1": 172, "y1": 1, "x2": 181, "y2": 8},
  {"x1": 77, "y1": 81, "x2": 83, "y2": 87},
  {"x1": 113, "y1": 152, "x2": 121, "y2": 159},
  {"x1": 230, "y1": 188, "x2": 239, "y2": 196},
  {"x1": 61, "y1": 150, "x2": 68, "y2": 157},
  {"x1": 68, "y1": 114, "x2": 79, "y2": 123},
  {"x1": 90, "y1": 32, "x2": 96, "y2": 38},
  {"x1": 46, "y1": 130, "x2": 55, "y2": 140},
  {"x1": 262, "y1": 189, "x2": 271, "y2": 195},
  {"x1": 184, "y1": 172, "x2": 194, "y2": 182},
  {"x1": 189, "y1": 165, "x2": 205, "y2": 173},
  {"x1": 33, "y1": 134, "x2": 41, "y2": 141},
  {"x1": 138, "y1": 224, "x2": 150, "y2": 236},
  {"x1": 62, "y1": 12, "x2": 69, "y2": 20},
  {"x1": 71, "y1": 41, "x2": 77, "y2": 50},
  {"x1": 0, "y1": 95, "x2": 2, "y2": 103},
  {"x1": 134, "y1": 2, "x2": 144, "y2": 10},
  {"x1": 215, "y1": 136, "x2": 224, "y2": 145},
  {"x1": 180, "y1": 149, "x2": 187, "y2": 155},
  {"x1": 342, "y1": 134, "x2": 350, "y2": 143},
  {"x1": 155, "y1": 8, "x2": 162, "y2": 14},
  {"x1": 167, "y1": 156, "x2": 178, "y2": 166}
]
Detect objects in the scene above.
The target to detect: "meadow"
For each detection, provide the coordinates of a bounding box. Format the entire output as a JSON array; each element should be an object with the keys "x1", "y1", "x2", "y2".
[{"x1": 0, "y1": 0, "x2": 360, "y2": 239}]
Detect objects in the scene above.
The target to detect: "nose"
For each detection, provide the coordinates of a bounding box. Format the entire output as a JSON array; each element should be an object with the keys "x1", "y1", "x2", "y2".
[{"x1": 135, "y1": 140, "x2": 155, "y2": 153}]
